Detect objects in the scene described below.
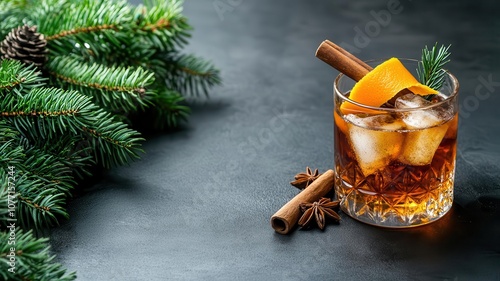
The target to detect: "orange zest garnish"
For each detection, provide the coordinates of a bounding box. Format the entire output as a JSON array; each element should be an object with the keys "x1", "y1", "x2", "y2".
[
  {"x1": 340, "y1": 58, "x2": 437, "y2": 113},
  {"x1": 335, "y1": 58, "x2": 437, "y2": 134}
]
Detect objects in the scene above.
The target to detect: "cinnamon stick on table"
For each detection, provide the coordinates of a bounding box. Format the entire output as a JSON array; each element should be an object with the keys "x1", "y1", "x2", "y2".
[
  {"x1": 271, "y1": 41, "x2": 381, "y2": 235},
  {"x1": 271, "y1": 170, "x2": 334, "y2": 235}
]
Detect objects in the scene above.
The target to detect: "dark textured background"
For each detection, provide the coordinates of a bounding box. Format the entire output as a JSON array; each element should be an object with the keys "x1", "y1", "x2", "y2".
[{"x1": 51, "y1": 0, "x2": 500, "y2": 280}]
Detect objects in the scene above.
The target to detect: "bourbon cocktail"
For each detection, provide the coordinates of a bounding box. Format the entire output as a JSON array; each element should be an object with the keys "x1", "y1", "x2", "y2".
[{"x1": 333, "y1": 59, "x2": 459, "y2": 227}]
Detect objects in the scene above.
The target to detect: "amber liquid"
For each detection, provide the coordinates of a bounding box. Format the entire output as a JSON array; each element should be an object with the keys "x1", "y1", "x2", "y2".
[{"x1": 334, "y1": 114, "x2": 458, "y2": 227}]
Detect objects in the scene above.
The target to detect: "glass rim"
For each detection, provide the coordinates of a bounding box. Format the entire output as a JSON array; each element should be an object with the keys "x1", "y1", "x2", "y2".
[{"x1": 333, "y1": 58, "x2": 460, "y2": 112}]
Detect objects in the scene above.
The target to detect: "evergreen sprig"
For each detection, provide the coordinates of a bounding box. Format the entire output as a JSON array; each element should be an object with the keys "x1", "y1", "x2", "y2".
[
  {"x1": 417, "y1": 43, "x2": 451, "y2": 91},
  {"x1": 151, "y1": 89, "x2": 190, "y2": 129},
  {"x1": 0, "y1": 2, "x2": 28, "y2": 40},
  {"x1": 134, "y1": 0, "x2": 191, "y2": 51},
  {"x1": 1, "y1": 118, "x2": 92, "y2": 179},
  {"x1": 21, "y1": 134, "x2": 94, "y2": 179},
  {"x1": 36, "y1": 0, "x2": 134, "y2": 57},
  {"x1": 0, "y1": 119, "x2": 18, "y2": 141},
  {"x1": 0, "y1": 60, "x2": 46, "y2": 97},
  {"x1": 16, "y1": 176, "x2": 69, "y2": 231},
  {"x1": 47, "y1": 55, "x2": 156, "y2": 111},
  {"x1": 0, "y1": 229, "x2": 76, "y2": 281},
  {"x1": 0, "y1": 141, "x2": 70, "y2": 231},
  {"x1": 0, "y1": 168, "x2": 8, "y2": 222},
  {"x1": 1, "y1": 87, "x2": 144, "y2": 168},
  {"x1": 39, "y1": 0, "x2": 131, "y2": 40},
  {"x1": 0, "y1": 0, "x2": 221, "y2": 279},
  {"x1": 163, "y1": 54, "x2": 222, "y2": 97},
  {"x1": 22, "y1": 148, "x2": 75, "y2": 195}
]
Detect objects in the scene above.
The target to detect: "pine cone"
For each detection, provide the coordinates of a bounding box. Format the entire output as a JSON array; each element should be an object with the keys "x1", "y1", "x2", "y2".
[{"x1": 0, "y1": 25, "x2": 48, "y2": 68}]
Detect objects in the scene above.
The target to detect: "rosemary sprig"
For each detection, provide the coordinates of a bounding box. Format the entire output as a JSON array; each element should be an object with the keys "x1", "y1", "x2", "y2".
[{"x1": 417, "y1": 43, "x2": 451, "y2": 93}]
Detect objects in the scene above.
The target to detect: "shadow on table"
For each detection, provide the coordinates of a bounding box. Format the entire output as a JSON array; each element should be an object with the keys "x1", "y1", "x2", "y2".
[
  {"x1": 272, "y1": 196, "x2": 500, "y2": 279},
  {"x1": 380, "y1": 197, "x2": 500, "y2": 279}
]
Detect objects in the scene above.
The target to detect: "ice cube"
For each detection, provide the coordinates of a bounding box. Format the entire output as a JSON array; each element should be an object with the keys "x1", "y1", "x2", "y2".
[
  {"x1": 399, "y1": 124, "x2": 449, "y2": 166},
  {"x1": 395, "y1": 93, "x2": 450, "y2": 165},
  {"x1": 395, "y1": 93, "x2": 429, "y2": 109},
  {"x1": 345, "y1": 114, "x2": 405, "y2": 176},
  {"x1": 395, "y1": 93, "x2": 451, "y2": 129}
]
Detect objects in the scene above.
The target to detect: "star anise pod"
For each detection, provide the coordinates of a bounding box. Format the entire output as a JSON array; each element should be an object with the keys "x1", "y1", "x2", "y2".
[
  {"x1": 298, "y1": 198, "x2": 340, "y2": 230},
  {"x1": 290, "y1": 167, "x2": 321, "y2": 190}
]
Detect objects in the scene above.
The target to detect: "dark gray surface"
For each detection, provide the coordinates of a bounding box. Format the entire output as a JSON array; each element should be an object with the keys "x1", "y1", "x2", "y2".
[{"x1": 51, "y1": 0, "x2": 500, "y2": 280}]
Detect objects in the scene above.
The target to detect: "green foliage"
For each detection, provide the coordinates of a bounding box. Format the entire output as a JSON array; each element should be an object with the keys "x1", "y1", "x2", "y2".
[
  {"x1": 150, "y1": 89, "x2": 190, "y2": 129},
  {"x1": 0, "y1": 0, "x2": 221, "y2": 279},
  {"x1": 0, "y1": 141, "x2": 70, "y2": 231},
  {"x1": 36, "y1": 0, "x2": 132, "y2": 38},
  {"x1": 0, "y1": 60, "x2": 46, "y2": 97},
  {"x1": 163, "y1": 54, "x2": 222, "y2": 97},
  {"x1": 21, "y1": 134, "x2": 94, "y2": 179},
  {"x1": 0, "y1": 228, "x2": 76, "y2": 281},
  {"x1": 0, "y1": 2, "x2": 28, "y2": 40},
  {"x1": 134, "y1": 0, "x2": 191, "y2": 51},
  {"x1": 47, "y1": 55, "x2": 156, "y2": 111},
  {"x1": 1, "y1": 87, "x2": 144, "y2": 168},
  {"x1": 34, "y1": 0, "x2": 134, "y2": 57},
  {"x1": 417, "y1": 43, "x2": 451, "y2": 91}
]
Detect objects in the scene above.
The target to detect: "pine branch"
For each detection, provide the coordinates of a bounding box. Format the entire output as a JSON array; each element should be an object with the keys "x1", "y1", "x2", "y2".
[
  {"x1": 0, "y1": 18, "x2": 19, "y2": 42},
  {"x1": 417, "y1": 43, "x2": 451, "y2": 91},
  {"x1": 162, "y1": 54, "x2": 222, "y2": 97},
  {"x1": 0, "y1": 146, "x2": 67, "y2": 232},
  {"x1": 84, "y1": 39, "x2": 158, "y2": 68},
  {"x1": 149, "y1": 89, "x2": 190, "y2": 129},
  {"x1": 22, "y1": 148, "x2": 76, "y2": 195},
  {"x1": 0, "y1": 168, "x2": 8, "y2": 223},
  {"x1": 38, "y1": 0, "x2": 132, "y2": 41},
  {"x1": 1, "y1": 88, "x2": 90, "y2": 138},
  {"x1": 1, "y1": 119, "x2": 92, "y2": 179},
  {"x1": 30, "y1": 0, "x2": 132, "y2": 58},
  {"x1": 0, "y1": 141, "x2": 70, "y2": 232},
  {"x1": 0, "y1": 143, "x2": 75, "y2": 197},
  {"x1": 47, "y1": 25, "x2": 119, "y2": 42},
  {"x1": 0, "y1": 140, "x2": 25, "y2": 166},
  {"x1": 0, "y1": 120, "x2": 19, "y2": 143},
  {"x1": 20, "y1": 134, "x2": 94, "y2": 179},
  {"x1": 0, "y1": 136, "x2": 75, "y2": 280},
  {"x1": 16, "y1": 183, "x2": 69, "y2": 231},
  {"x1": 0, "y1": 0, "x2": 222, "y2": 279},
  {"x1": 47, "y1": 55, "x2": 156, "y2": 112},
  {"x1": 0, "y1": 87, "x2": 144, "y2": 168},
  {"x1": 0, "y1": 2, "x2": 27, "y2": 40},
  {"x1": 0, "y1": 0, "x2": 30, "y2": 8},
  {"x1": 0, "y1": 60, "x2": 47, "y2": 97},
  {"x1": 134, "y1": 0, "x2": 191, "y2": 52},
  {"x1": 0, "y1": 229, "x2": 76, "y2": 281},
  {"x1": 28, "y1": 0, "x2": 192, "y2": 60}
]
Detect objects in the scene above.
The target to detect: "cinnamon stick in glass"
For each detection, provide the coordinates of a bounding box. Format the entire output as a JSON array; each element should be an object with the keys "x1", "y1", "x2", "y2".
[
  {"x1": 271, "y1": 169, "x2": 334, "y2": 234},
  {"x1": 315, "y1": 40, "x2": 371, "y2": 81},
  {"x1": 315, "y1": 39, "x2": 412, "y2": 103}
]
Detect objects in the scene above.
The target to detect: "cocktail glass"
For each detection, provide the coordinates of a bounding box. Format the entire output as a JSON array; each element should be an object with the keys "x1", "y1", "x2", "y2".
[{"x1": 333, "y1": 59, "x2": 459, "y2": 227}]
